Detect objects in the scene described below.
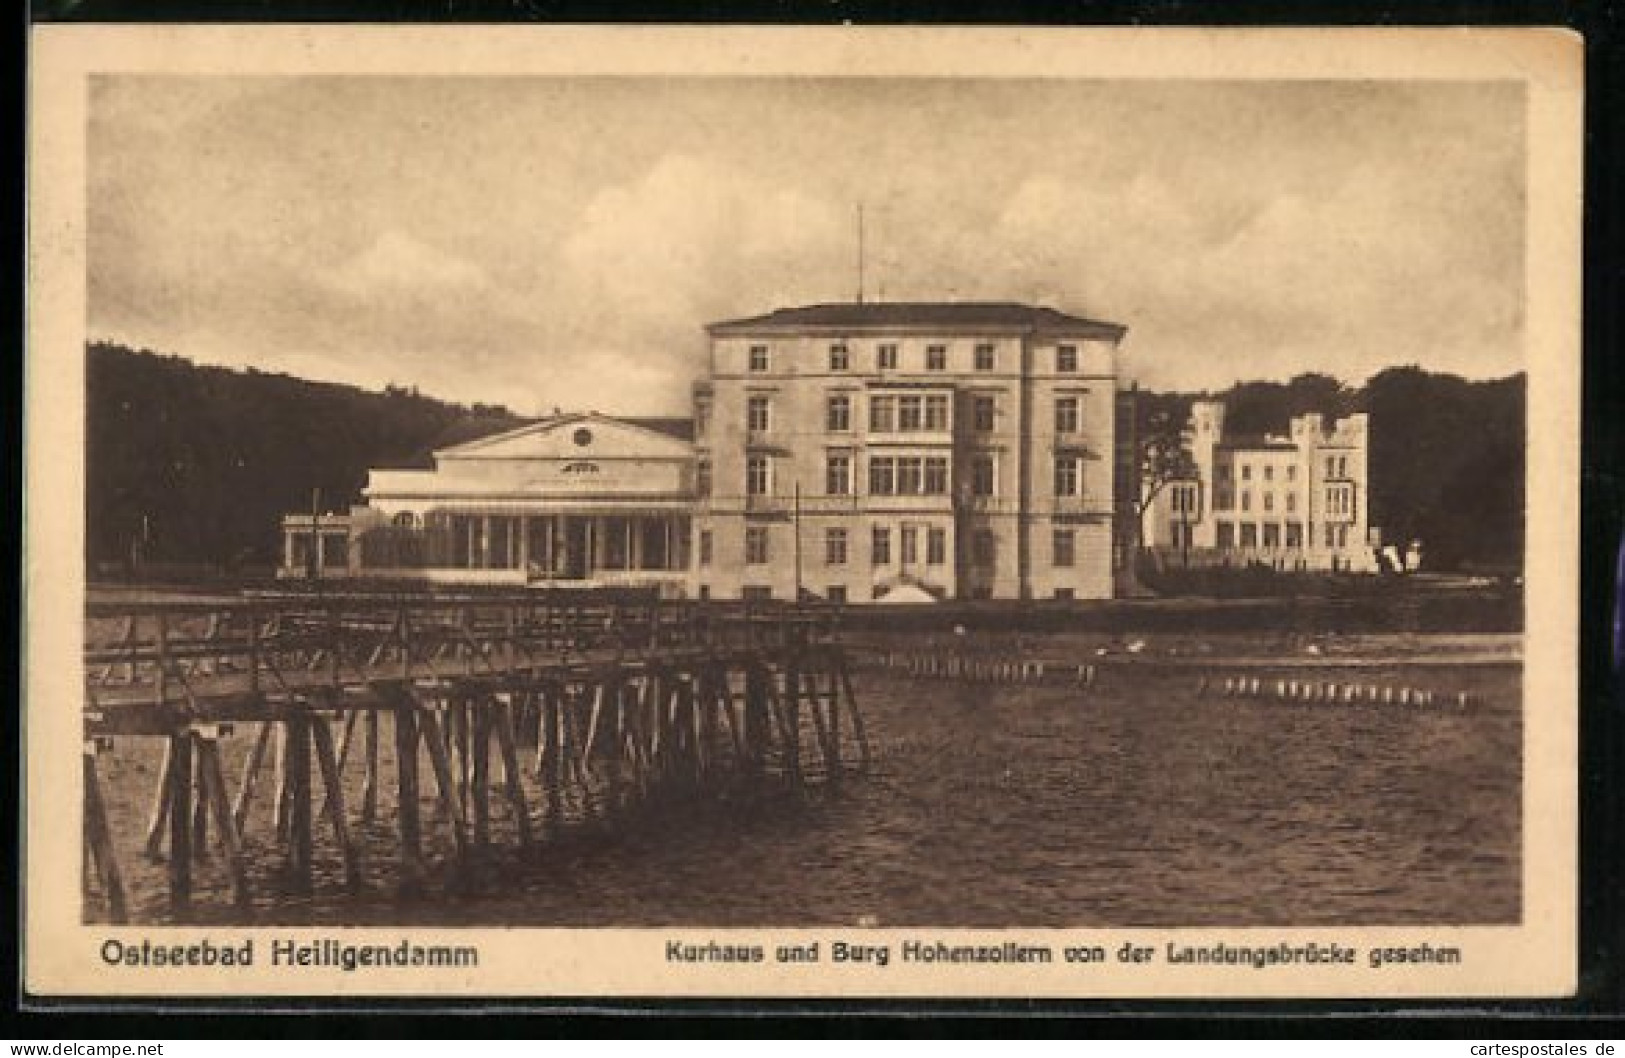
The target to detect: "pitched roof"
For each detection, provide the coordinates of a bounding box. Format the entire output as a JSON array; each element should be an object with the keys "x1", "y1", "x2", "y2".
[
  {"x1": 381, "y1": 413, "x2": 693, "y2": 469},
  {"x1": 707, "y1": 301, "x2": 1126, "y2": 338}
]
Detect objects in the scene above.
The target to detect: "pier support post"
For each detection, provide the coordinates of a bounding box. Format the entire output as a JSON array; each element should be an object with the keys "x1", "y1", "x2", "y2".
[
  {"x1": 393, "y1": 697, "x2": 423, "y2": 893},
  {"x1": 312, "y1": 714, "x2": 361, "y2": 893},
  {"x1": 195, "y1": 730, "x2": 252, "y2": 908},
  {"x1": 83, "y1": 747, "x2": 128, "y2": 923},
  {"x1": 167, "y1": 730, "x2": 193, "y2": 912}
]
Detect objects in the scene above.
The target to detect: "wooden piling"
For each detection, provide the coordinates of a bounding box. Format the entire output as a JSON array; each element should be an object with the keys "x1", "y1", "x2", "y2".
[
  {"x1": 167, "y1": 731, "x2": 193, "y2": 911},
  {"x1": 286, "y1": 710, "x2": 314, "y2": 894},
  {"x1": 195, "y1": 734, "x2": 251, "y2": 908},
  {"x1": 83, "y1": 748, "x2": 128, "y2": 923},
  {"x1": 393, "y1": 698, "x2": 423, "y2": 891},
  {"x1": 311, "y1": 715, "x2": 361, "y2": 892}
]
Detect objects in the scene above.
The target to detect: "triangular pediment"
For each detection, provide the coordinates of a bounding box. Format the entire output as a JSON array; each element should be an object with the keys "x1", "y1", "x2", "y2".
[{"x1": 437, "y1": 413, "x2": 693, "y2": 462}]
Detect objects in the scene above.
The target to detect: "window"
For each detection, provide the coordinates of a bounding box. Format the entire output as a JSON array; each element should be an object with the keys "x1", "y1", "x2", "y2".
[
  {"x1": 825, "y1": 528, "x2": 848, "y2": 566},
  {"x1": 1262, "y1": 523, "x2": 1281, "y2": 548},
  {"x1": 1286, "y1": 522, "x2": 1303, "y2": 548},
  {"x1": 974, "y1": 530, "x2": 995, "y2": 564},
  {"x1": 1241, "y1": 464, "x2": 1252, "y2": 481},
  {"x1": 1217, "y1": 522, "x2": 1235, "y2": 548},
  {"x1": 1287, "y1": 465, "x2": 1297, "y2": 482},
  {"x1": 694, "y1": 398, "x2": 711, "y2": 439},
  {"x1": 1215, "y1": 488, "x2": 1232, "y2": 511},
  {"x1": 923, "y1": 456, "x2": 949, "y2": 495},
  {"x1": 901, "y1": 526, "x2": 919, "y2": 565},
  {"x1": 829, "y1": 343, "x2": 849, "y2": 371},
  {"x1": 698, "y1": 530, "x2": 713, "y2": 566},
  {"x1": 392, "y1": 511, "x2": 417, "y2": 528},
  {"x1": 1171, "y1": 483, "x2": 1198, "y2": 514},
  {"x1": 897, "y1": 457, "x2": 924, "y2": 495},
  {"x1": 1218, "y1": 464, "x2": 1232, "y2": 482},
  {"x1": 825, "y1": 453, "x2": 851, "y2": 496},
  {"x1": 1285, "y1": 492, "x2": 1297, "y2": 513},
  {"x1": 1056, "y1": 344, "x2": 1078, "y2": 372},
  {"x1": 742, "y1": 585, "x2": 773, "y2": 601},
  {"x1": 1054, "y1": 456, "x2": 1080, "y2": 497},
  {"x1": 1055, "y1": 588, "x2": 1075, "y2": 601},
  {"x1": 871, "y1": 526, "x2": 891, "y2": 565},
  {"x1": 868, "y1": 457, "x2": 896, "y2": 495},
  {"x1": 827, "y1": 585, "x2": 848, "y2": 604},
  {"x1": 974, "y1": 343, "x2": 995, "y2": 371},
  {"x1": 1053, "y1": 529, "x2": 1075, "y2": 567},
  {"x1": 1240, "y1": 523, "x2": 1258, "y2": 548},
  {"x1": 1326, "y1": 456, "x2": 1337, "y2": 478},
  {"x1": 870, "y1": 395, "x2": 896, "y2": 432},
  {"x1": 697, "y1": 585, "x2": 710, "y2": 601},
  {"x1": 1264, "y1": 465, "x2": 1274, "y2": 482},
  {"x1": 1241, "y1": 490, "x2": 1251, "y2": 512},
  {"x1": 1338, "y1": 456, "x2": 1348, "y2": 477},
  {"x1": 1263, "y1": 492, "x2": 1275, "y2": 512},
  {"x1": 1338, "y1": 525, "x2": 1349, "y2": 547},
  {"x1": 696, "y1": 459, "x2": 712, "y2": 497},
  {"x1": 747, "y1": 395, "x2": 771, "y2": 433},
  {"x1": 926, "y1": 527, "x2": 947, "y2": 565},
  {"x1": 746, "y1": 455, "x2": 770, "y2": 497},
  {"x1": 899, "y1": 395, "x2": 924, "y2": 431},
  {"x1": 749, "y1": 344, "x2": 769, "y2": 372},
  {"x1": 973, "y1": 395, "x2": 996, "y2": 432},
  {"x1": 971, "y1": 453, "x2": 996, "y2": 496},
  {"x1": 826, "y1": 395, "x2": 851, "y2": 432},
  {"x1": 1325, "y1": 524, "x2": 1337, "y2": 548},
  {"x1": 926, "y1": 344, "x2": 947, "y2": 371},
  {"x1": 878, "y1": 343, "x2": 898, "y2": 370},
  {"x1": 1055, "y1": 397, "x2": 1079, "y2": 434},
  {"x1": 745, "y1": 526, "x2": 769, "y2": 564},
  {"x1": 924, "y1": 394, "x2": 950, "y2": 430}
]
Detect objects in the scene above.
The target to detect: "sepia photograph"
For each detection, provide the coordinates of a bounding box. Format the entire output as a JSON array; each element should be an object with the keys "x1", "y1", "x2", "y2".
[{"x1": 25, "y1": 25, "x2": 1582, "y2": 999}]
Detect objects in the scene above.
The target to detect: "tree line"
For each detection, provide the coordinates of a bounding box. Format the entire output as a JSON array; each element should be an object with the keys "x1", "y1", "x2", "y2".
[
  {"x1": 86, "y1": 342, "x2": 520, "y2": 573},
  {"x1": 85, "y1": 344, "x2": 1525, "y2": 575}
]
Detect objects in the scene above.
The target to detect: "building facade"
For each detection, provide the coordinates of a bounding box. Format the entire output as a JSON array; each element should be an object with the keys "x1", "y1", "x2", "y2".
[
  {"x1": 1141, "y1": 400, "x2": 1379, "y2": 572},
  {"x1": 689, "y1": 302, "x2": 1128, "y2": 602},
  {"x1": 279, "y1": 413, "x2": 695, "y2": 593}
]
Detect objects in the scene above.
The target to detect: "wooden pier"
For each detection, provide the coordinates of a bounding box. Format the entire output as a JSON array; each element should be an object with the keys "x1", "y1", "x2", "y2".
[{"x1": 81, "y1": 593, "x2": 869, "y2": 923}]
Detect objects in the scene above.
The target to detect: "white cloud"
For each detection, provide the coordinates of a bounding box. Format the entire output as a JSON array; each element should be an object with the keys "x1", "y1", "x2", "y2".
[{"x1": 324, "y1": 231, "x2": 490, "y2": 297}]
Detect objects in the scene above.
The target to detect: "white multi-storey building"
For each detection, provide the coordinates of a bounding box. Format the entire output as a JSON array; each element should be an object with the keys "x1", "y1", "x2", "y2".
[
  {"x1": 1141, "y1": 400, "x2": 1379, "y2": 572},
  {"x1": 689, "y1": 302, "x2": 1128, "y2": 602}
]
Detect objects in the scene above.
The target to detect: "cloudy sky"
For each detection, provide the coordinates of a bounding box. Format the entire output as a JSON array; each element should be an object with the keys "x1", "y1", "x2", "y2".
[{"x1": 88, "y1": 76, "x2": 1524, "y2": 415}]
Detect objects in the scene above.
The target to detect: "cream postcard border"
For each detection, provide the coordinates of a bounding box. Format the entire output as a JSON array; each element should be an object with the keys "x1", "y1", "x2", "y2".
[{"x1": 24, "y1": 24, "x2": 1583, "y2": 999}]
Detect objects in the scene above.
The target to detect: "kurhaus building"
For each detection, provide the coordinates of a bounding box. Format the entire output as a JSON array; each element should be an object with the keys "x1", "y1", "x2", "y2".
[
  {"x1": 690, "y1": 302, "x2": 1127, "y2": 602},
  {"x1": 280, "y1": 300, "x2": 1131, "y2": 601}
]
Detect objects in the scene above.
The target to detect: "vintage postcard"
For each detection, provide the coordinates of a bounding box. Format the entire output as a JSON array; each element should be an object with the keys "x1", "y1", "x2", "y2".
[{"x1": 25, "y1": 25, "x2": 1582, "y2": 1000}]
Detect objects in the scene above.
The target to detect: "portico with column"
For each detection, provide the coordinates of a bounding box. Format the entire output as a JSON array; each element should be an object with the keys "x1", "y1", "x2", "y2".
[{"x1": 284, "y1": 412, "x2": 699, "y2": 594}]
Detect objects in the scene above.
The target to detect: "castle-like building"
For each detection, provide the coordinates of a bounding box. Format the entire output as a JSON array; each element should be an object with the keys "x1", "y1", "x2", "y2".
[
  {"x1": 1139, "y1": 400, "x2": 1379, "y2": 572},
  {"x1": 277, "y1": 299, "x2": 1382, "y2": 597}
]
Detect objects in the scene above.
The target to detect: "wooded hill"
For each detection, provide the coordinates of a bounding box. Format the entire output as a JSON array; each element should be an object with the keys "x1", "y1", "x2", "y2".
[
  {"x1": 86, "y1": 342, "x2": 521, "y2": 572},
  {"x1": 85, "y1": 343, "x2": 1525, "y2": 575}
]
